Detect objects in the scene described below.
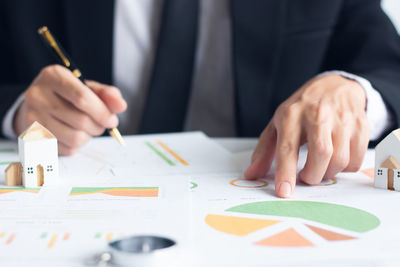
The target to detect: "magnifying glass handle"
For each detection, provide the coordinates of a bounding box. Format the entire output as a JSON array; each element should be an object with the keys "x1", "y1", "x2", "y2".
[{"x1": 85, "y1": 252, "x2": 113, "y2": 266}]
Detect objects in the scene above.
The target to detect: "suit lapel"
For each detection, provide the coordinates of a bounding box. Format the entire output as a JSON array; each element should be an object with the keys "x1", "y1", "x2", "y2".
[
  {"x1": 63, "y1": 0, "x2": 114, "y2": 84},
  {"x1": 231, "y1": 0, "x2": 287, "y2": 136},
  {"x1": 139, "y1": 0, "x2": 199, "y2": 134}
]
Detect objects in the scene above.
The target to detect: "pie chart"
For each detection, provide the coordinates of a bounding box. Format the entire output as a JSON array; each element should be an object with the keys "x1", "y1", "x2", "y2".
[{"x1": 205, "y1": 201, "x2": 380, "y2": 247}]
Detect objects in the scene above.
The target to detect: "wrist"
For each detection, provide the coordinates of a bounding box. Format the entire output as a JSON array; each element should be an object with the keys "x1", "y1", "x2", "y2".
[{"x1": 13, "y1": 103, "x2": 25, "y2": 136}]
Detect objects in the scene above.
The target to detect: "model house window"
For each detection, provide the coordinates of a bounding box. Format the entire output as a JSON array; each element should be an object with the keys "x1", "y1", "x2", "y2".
[
  {"x1": 27, "y1": 167, "x2": 34, "y2": 174},
  {"x1": 46, "y1": 165, "x2": 53, "y2": 172},
  {"x1": 377, "y1": 169, "x2": 383, "y2": 175}
]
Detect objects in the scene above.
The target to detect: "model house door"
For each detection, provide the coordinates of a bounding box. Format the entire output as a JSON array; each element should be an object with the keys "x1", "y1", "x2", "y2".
[
  {"x1": 388, "y1": 169, "x2": 394, "y2": 190},
  {"x1": 37, "y1": 165, "x2": 44, "y2": 186}
]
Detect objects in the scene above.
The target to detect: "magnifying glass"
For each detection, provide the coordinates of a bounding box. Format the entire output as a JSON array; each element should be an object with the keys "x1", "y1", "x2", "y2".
[{"x1": 85, "y1": 235, "x2": 177, "y2": 266}]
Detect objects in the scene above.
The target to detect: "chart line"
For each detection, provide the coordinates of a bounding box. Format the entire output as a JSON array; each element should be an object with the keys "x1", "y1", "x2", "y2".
[
  {"x1": 63, "y1": 233, "x2": 70, "y2": 241},
  {"x1": 157, "y1": 141, "x2": 189, "y2": 166},
  {"x1": 6, "y1": 233, "x2": 15, "y2": 244},
  {"x1": 145, "y1": 142, "x2": 175, "y2": 166},
  {"x1": 48, "y1": 234, "x2": 58, "y2": 248},
  {"x1": 106, "y1": 233, "x2": 113, "y2": 241}
]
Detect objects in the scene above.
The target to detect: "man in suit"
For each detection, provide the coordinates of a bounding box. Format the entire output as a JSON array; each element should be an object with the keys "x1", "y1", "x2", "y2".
[{"x1": 1, "y1": 0, "x2": 400, "y2": 198}]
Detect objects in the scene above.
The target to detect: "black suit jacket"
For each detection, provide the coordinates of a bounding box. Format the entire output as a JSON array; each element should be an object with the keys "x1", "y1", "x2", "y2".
[{"x1": 1, "y1": 0, "x2": 400, "y2": 143}]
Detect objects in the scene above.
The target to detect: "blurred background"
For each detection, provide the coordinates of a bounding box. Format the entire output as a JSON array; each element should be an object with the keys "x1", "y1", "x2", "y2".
[{"x1": 382, "y1": 0, "x2": 400, "y2": 33}]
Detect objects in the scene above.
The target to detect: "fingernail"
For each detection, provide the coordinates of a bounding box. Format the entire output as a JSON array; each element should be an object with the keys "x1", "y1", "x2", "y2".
[
  {"x1": 107, "y1": 115, "x2": 118, "y2": 128},
  {"x1": 278, "y1": 182, "x2": 292, "y2": 198}
]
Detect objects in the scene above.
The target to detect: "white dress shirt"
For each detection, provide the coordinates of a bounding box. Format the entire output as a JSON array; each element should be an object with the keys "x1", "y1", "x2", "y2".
[{"x1": 2, "y1": 0, "x2": 393, "y2": 140}]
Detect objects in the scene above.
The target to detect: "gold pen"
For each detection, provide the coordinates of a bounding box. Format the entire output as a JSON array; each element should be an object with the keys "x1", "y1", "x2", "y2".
[{"x1": 38, "y1": 26, "x2": 125, "y2": 146}]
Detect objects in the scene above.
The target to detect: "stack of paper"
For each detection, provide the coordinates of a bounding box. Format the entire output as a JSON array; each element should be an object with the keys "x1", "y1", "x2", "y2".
[
  {"x1": 0, "y1": 133, "x2": 398, "y2": 267},
  {"x1": 0, "y1": 132, "x2": 238, "y2": 266}
]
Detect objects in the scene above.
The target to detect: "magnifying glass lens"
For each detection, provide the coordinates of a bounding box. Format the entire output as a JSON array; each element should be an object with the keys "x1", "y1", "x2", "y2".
[{"x1": 109, "y1": 235, "x2": 176, "y2": 253}]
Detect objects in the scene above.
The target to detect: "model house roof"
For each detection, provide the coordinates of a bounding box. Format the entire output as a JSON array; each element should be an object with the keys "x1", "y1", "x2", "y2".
[
  {"x1": 381, "y1": 156, "x2": 400, "y2": 169},
  {"x1": 376, "y1": 128, "x2": 400, "y2": 168},
  {"x1": 19, "y1": 121, "x2": 55, "y2": 141},
  {"x1": 392, "y1": 129, "x2": 400, "y2": 140}
]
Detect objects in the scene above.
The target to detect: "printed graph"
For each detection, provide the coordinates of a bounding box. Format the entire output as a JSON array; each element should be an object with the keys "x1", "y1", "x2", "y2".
[
  {"x1": 0, "y1": 188, "x2": 40, "y2": 195},
  {"x1": 69, "y1": 187, "x2": 159, "y2": 198},
  {"x1": 0, "y1": 232, "x2": 16, "y2": 245},
  {"x1": 230, "y1": 177, "x2": 336, "y2": 188},
  {"x1": 145, "y1": 141, "x2": 189, "y2": 166},
  {"x1": 94, "y1": 232, "x2": 117, "y2": 241},
  {"x1": 40, "y1": 232, "x2": 70, "y2": 248},
  {"x1": 0, "y1": 231, "x2": 121, "y2": 249},
  {"x1": 206, "y1": 201, "x2": 380, "y2": 247},
  {"x1": 313, "y1": 177, "x2": 337, "y2": 186},
  {"x1": 230, "y1": 178, "x2": 269, "y2": 189}
]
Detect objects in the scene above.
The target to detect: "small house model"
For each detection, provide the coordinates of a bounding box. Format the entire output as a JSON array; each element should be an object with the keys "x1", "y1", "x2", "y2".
[
  {"x1": 5, "y1": 121, "x2": 58, "y2": 187},
  {"x1": 375, "y1": 129, "x2": 400, "y2": 191},
  {"x1": 5, "y1": 162, "x2": 22, "y2": 186}
]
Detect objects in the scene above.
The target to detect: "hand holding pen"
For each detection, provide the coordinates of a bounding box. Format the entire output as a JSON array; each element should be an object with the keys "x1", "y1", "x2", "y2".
[{"x1": 13, "y1": 27, "x2": 127, "y2": 155}]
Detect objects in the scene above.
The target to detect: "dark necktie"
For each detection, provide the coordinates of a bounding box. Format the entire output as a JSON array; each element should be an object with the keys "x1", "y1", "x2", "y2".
[{"x1": 139, "y1": 0, "x2": 199, "y2": 134}]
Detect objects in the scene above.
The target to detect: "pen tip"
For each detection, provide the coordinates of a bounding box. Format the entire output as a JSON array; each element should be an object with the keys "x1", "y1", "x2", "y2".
[{"x1": 109, "y1": 128, "x2": 125, "y2": 146}]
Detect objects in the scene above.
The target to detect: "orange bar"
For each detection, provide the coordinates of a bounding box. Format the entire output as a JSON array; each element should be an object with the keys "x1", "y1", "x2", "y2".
[
  {"x1": 157, "y1": 141, "x2": 189, "y2": 166},
  {"x1": 48, "y1": 234, "x2": 58, "y2": 248},
  {"x1": 6, "y1": 233, "x2": 15, "y2": 244},
  {"x1": 103, "y1": 189, "x2": 158, "y2": 197},
  {"x1": 63, "y1": 233, "x2": 70, "y2": 241}
]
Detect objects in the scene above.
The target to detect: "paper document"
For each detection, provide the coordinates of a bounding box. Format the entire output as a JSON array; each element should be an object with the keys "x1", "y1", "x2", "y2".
[
  {"x1": 59, "y1": 132, "x2": 238, "y2": 180},
  {"x1": 0, "y1": 133, "x2": 399, "y2": 267},
  {"x1": 190, "y1": 150, "x2": 400, "y2": 266}
]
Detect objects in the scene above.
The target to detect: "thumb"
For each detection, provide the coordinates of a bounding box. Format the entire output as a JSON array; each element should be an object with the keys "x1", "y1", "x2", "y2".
[{"x1": 85, "y1": 80, "x2": 127, "y2": 114}]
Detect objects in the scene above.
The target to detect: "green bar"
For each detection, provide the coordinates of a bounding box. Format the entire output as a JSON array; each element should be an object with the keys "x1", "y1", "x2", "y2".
[
  {"x1": 145, "y1": 142, "x2": 175, "y2": 166},
  {"x1": 70, "y1": 187, "x2": 158, "y2": 194},
  {"x1": 40, "y1": 232, "x2": 47, "y2": 239},
  {"x1": 0, "y1": 162, "x2": 12, "y2": 166},
  {"x1": 95, "y1": 233, "x2": 101, "y2": 239}
]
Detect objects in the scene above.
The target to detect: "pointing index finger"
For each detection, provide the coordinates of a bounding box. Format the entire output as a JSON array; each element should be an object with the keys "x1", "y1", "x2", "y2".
[
  {"x1": 244, "y1": 122, "x2": 277, "y2": 180},
  {"x1": 274, "y1": 119, "x2": 301, "y2": 198}
]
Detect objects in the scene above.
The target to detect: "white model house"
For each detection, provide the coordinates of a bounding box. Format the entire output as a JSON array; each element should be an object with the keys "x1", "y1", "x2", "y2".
[
  {"x1": 18, "y1": 121, "x2": 58, "y2": 187},
  {"x1": 375, "y1": 129, "x2": 400, "y2": 191}
]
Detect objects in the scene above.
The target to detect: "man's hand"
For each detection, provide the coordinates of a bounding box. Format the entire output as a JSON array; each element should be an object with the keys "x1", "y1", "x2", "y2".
[
  {"x1": 244, "y1": 74, "x2": 369, "y2": 198},
  {"x1": 14, "y1": 65, "x2": 127, "y2": 155}
]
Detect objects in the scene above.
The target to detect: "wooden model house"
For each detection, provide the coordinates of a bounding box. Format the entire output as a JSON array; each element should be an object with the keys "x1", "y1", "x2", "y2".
[
  {"x1": 15, "y1": 121, "x2": 59, "y2": 187},
  {"x1": 375, "y1": 129, "x2": 400, "y2": 191}
]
